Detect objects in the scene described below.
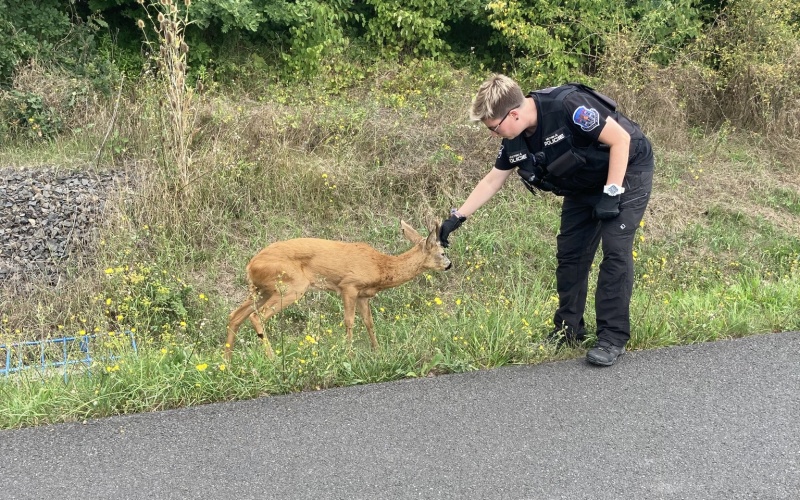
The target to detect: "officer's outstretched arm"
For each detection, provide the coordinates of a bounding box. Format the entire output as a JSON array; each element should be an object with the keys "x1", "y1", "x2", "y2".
[{"x1": 456, "y1": 167, "x2": 513, "y2": 218}]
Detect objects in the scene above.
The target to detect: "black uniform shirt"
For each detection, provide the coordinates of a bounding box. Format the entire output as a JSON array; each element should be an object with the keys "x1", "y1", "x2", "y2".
[{"x1": 494, "y1": 90, "x2": 627, "y2": 171}]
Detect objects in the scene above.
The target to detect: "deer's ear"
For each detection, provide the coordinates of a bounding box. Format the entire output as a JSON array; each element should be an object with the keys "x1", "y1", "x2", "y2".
[
  {"x1": 401, "y1": 220, "x2": 423, "y2": 244},
  {"x1": 428, "y1": 221, "x2": 441, "y2": 238},
  {"x1": 425, "y1": 224, "x2": 439, "y2": 248}
]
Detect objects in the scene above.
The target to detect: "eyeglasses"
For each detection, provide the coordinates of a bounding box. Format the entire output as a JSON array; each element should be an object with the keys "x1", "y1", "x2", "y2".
[{"x1": 487, "y1": 106, "x2": 519, "y2": 133}]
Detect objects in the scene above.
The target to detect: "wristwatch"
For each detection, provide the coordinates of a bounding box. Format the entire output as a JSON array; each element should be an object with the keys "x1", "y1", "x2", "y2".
[{"x1": 603, "y1": 184, "x2": 625, "y2": 196}]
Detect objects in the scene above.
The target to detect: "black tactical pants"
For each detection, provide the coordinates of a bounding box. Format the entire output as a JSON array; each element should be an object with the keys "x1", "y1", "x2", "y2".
[{"x1": 553, "y1": 169, "x2": 653, "y2": 347}]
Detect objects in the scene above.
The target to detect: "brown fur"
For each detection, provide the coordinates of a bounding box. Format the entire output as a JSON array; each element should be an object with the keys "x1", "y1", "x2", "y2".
[{"x1": 224, "y1": 220, "x2": 451, "y2": 360}]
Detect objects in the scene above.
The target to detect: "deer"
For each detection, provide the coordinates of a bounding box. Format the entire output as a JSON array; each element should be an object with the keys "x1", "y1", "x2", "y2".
[{"x1": 224, "y1": 220, "x2": 451, "y2": 361}]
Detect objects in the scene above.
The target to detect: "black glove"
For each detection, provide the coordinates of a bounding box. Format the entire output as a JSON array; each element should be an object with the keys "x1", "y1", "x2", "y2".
[
  {"x1": 593, "y1": 193, "x2": 621, "y2": 219},
  {"x1": 439, "y1": 213, "x2": 466, "y2": 248}
]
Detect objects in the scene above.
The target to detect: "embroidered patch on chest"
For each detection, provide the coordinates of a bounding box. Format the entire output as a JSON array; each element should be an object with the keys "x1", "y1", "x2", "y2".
[
  {"x1": 508, "y1": 152, "x2": 528, "y2": 163},
  {"x1": 544, "y1": 132, "x2": 565, "y2": 146},
  {"x1": 572, "y1": 106, "x2": 600, "y2": 132}
]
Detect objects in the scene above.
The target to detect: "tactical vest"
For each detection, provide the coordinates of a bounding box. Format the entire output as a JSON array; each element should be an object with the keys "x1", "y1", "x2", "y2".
[{"x1": 504, "y1": 83, "x2": 640, "y2": 195}]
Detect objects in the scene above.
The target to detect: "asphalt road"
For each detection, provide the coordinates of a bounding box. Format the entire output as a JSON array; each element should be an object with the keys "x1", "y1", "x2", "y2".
[{"x1": 2, "y1": 331, "x2": 799, "y2": 499}]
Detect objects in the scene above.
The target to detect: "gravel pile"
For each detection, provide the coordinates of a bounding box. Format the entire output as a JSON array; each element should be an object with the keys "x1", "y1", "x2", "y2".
[{"x1": 0, "y1": 167, "x2": 125, "y2": 285}]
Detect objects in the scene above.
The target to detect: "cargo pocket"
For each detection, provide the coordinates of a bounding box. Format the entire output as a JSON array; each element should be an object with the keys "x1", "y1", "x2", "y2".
[{"x1": 620, "y1": 171, "x2": 653, "y2": 209}]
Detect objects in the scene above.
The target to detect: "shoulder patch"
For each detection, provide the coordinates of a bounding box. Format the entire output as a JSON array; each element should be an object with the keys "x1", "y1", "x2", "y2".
[{"x1": 572, "y1": 106, "x2": 600, "y2": 132}]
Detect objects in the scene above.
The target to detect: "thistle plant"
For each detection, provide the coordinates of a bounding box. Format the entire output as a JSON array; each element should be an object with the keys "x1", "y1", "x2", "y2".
[{"x1": 136, "y1": 0, "x2": 198, "y2": 197}]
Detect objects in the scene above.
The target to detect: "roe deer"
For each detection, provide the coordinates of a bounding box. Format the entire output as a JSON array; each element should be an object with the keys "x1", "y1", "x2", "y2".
[{"x1": 224, "y1": 220, "x2": 451, "y2": 361}]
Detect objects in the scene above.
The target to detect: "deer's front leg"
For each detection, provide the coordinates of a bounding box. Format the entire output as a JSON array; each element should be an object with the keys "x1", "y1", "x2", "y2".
[{"x1": 341, "y1": 290, "x2": 358, "y2": 344}]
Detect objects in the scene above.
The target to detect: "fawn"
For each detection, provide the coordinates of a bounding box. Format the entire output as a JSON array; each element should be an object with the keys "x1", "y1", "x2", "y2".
[{"x1": 224, "y1": 220, "x2": 451, "y2": 360}]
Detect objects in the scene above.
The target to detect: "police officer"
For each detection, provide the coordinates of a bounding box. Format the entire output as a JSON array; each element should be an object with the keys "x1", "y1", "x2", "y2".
[{"x1": 440, "y1": 74, "x2": 654, "y2": 366}]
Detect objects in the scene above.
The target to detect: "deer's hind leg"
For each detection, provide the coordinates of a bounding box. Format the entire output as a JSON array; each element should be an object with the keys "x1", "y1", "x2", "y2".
[
  {"x1": 225, "y1": 293, "x2": 270, "y2": 361},
  {"x1": 247, "y1": 272, "x2": 311, "y2": 358}
]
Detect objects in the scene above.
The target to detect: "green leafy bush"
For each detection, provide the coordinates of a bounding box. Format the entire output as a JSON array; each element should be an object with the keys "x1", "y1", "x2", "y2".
[
  {"x1": 0, "y1": 0, "x2": 72, "y2": 83},
  {"x1": 281, "y1": 0, "x2": 355, "y2": 78},
  {"x1": 364, "y1": 0, "x2": 449, "y2": 57},
  {"x1": 1, "y1": 1, "x2": 116, "y2": 90},
  {"x1": 99, "y1": 261, "x2": 209, "y2": 345},
  {"x1": 691, "y1": 0, "x2": 800, "y2": 134},
  {"x1": 485, "y1": 0, "x2": 707, "y2": 86},
  {"x1": 485, "y1": 0, "x2": 628, "y2": 85},
  {"x1": 0, "y1": 89, "x2": 62, "y2": 140}
]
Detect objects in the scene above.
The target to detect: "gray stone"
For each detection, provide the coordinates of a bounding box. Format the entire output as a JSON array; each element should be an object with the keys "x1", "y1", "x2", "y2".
[{"x1": 0, "y1": 166, "x2": 129, "y2": 286}]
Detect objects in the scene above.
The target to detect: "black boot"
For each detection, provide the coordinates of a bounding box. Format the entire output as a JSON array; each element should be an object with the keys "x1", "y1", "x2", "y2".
[{"x1": 586, "y1": 339, "x2": 625, "y2": 366}]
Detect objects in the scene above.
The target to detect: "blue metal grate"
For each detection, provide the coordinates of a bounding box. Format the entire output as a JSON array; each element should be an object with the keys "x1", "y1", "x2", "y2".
[{"x1": 1, "y1": 332, "x2": 137, "y2": 383}]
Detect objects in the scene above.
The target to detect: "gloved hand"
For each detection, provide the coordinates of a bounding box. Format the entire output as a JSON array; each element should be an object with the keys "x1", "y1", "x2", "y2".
[
  {"x1": 439, "y1": 213, "x2": 466, "y2": 248},
  {"x1": 593, "y1": 193, "x2": 621, "y2": 219}
]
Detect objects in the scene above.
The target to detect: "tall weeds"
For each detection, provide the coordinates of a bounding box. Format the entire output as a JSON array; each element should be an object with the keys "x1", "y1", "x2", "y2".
[{"x1": 136, "y1": 0, "x2": 199, "y2": 200}]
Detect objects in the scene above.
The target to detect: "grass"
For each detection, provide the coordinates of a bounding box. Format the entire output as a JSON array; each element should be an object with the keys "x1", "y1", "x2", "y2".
[{"x1": 1, "y1": 60, "x2": 799, "y2": 429}]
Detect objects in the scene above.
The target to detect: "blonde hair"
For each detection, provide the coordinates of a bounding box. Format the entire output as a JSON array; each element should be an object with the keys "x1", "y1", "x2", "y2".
[{"x1": 469, "y1": 74, "x2": 526, "y2": 122}]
